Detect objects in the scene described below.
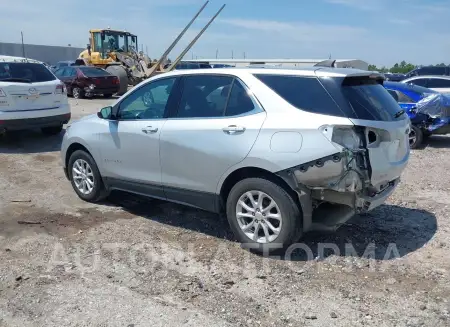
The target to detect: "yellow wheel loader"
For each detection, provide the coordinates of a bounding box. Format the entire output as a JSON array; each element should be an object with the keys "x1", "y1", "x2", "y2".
[{"x1": 75, "y1": 1, "x2": 225, "y2": 95}]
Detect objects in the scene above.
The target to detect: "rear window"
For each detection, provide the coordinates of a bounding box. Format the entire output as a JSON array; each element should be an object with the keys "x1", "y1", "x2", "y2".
[
  {"x1": 78, "y1": 67, "x2": 110, "y2": 77},
  {"x1": 254, "y1": 74, "x2": 345, "y2": 117},
  {"x1": 255, "y1": 74, "x2": 404, "y2": 121},
  {"x1": 0, "y1": 62, "x2": 56, "y2": 83},
  {"x1": 340, "y1": 78, "x2": 404, "y2": 121}
]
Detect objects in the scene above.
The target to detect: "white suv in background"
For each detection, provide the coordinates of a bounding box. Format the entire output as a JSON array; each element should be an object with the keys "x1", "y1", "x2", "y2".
[{"x1": 0, "y1": 56, "x2": 70, "y2": 135}]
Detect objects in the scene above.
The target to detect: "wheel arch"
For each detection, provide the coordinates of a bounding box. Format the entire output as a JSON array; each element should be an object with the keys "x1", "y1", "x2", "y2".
[
  {"x1": 219, "y1": 166, "x2": 301, "y2": 213},
  {"x1": 65, "y1": 142, "x2": 94, "y2": 170}
]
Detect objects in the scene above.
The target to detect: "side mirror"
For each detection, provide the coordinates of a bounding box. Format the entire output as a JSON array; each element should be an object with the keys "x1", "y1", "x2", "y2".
[{"x1": 97, "y1": 106, "x2": 113, "y2": 119}]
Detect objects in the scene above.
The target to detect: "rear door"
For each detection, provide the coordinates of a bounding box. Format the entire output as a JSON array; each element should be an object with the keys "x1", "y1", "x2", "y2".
[
  {"x1": 159, "y1": 74, "x2": 266, "y2": 208},
  {"x1": 0, "y1": 62, "x2": 64, "y2": 111}
]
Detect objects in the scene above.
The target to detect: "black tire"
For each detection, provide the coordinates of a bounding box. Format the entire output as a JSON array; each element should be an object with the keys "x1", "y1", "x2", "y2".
[
  {"x1": 409, "y1": 125, "x2": 423, "y2": 149},
  {"x1": 68, "y1": 150, "x2": 108, "y2": 202},
  {"x1": 104, "y1": 93, "x2": 113, "y2": 98},
  {"x1": 106, "y1": 65, "x2": 128, "y2": 96},
  {"x1": 72, "y1": 87, "x2": 84, "y2": 99},
  {"x1": 41, "y1": 125, "x2": 63, "y2": 135},
  {"x1": 226, "y1": 178, "x2": 303, "y2": 253}
]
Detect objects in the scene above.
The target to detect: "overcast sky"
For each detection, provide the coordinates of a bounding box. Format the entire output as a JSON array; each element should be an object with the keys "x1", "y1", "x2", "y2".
[{"x1": 1, "y1": 0, "x2": 449, "y2": 67}]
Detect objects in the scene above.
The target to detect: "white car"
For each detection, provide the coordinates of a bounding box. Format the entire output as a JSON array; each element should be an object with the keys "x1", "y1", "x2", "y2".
[
  {"x1": 0, "y1": 56, "x2": 70, "y2": 135},
  {"x1": 402, "y1": 75, "x2": 450, "y2": 94}
]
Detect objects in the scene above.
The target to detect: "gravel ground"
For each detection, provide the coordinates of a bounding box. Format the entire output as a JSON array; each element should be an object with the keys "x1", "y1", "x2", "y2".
[{"x1": 0, "y1": 97, "x2": 449, "y2": 327}]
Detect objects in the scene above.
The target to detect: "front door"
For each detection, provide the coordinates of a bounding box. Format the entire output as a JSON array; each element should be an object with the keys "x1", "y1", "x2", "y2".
[
  {"x1": 99, "y1": 77, "x2": 177, "y2": 197},
  {"x1": 159, "y1": 74, "x2": 266, "y2": 210}
]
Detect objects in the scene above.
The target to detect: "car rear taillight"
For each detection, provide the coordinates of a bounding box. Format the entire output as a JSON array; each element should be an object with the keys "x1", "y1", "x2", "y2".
[
  {"x1": 92, "y1": 78, "x2": 101, "y2": 85},
  {"x1": 112, "y1": 77, "x2": 119, "y2": 85},
  {"x1": 55, "y1": 84, "x2": 65, "y2": 94},
  {"x1": 0, "y1": 88, "x2": 6, "y2": 97}
]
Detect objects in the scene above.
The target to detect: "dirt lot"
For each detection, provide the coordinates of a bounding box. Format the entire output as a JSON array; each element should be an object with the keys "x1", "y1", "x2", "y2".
[{"x1": 0, "y1": 97, "x2": 449, "y2": 327}]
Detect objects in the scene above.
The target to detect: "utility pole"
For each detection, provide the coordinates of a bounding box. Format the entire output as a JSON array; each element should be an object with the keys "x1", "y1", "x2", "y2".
[
  {"x1": 215, "y1": 49, "x2": 218, "y2": 59},
  {"x1": 146, "y1": 46, "x2": 148, "y2": 56},
  {"x1": 232, "y1": 50, "x2": 234, "y2": 59},
  {"x1": 243, "y1": 52, "x2": 246, "y2": 59}
]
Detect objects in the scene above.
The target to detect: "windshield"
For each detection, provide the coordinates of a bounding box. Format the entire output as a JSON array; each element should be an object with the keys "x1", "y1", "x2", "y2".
[
  {"x1": 0, "y1": 62, "x2": 56, "y2": 83},
  {"x1": 407, "y1": 83, "x2": 438, "y2": 96},
  {"x1": 127, "y1": 35, "x2": 137, "y2": 53}
]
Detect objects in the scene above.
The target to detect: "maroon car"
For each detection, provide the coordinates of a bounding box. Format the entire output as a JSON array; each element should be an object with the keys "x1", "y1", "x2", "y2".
[{"x1": 53, "y1": 66, "x2": 120, "y2": 99}]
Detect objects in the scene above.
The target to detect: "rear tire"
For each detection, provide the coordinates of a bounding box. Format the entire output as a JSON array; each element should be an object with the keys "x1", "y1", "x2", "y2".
[
  {"x1": 41, "y1": 125, "x2": 63, "y2": 135},
  {"x1": 226, "y1": 178, "x2": 303, "y2": 253},
  {"x1": 106, "y1": 65, "x2": 128, "y2": 96},
  {"x1": 68, "y1": 150, "x2": 108, "y2": 203},
  {"x1": 409, "y1": 125, "x2": 423, "y2": 149}
]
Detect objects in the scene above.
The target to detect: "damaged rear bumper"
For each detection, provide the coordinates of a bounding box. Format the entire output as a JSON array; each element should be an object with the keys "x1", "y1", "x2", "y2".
[{"x1": 277, "y1": 148, "x2": 401, "y2": 232}]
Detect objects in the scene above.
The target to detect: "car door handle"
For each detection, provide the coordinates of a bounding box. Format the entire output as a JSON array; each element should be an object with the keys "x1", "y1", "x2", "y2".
[
  {"x1": 142, "y1": 126, "x2": 158, "y2": 134},
  {"x1": 223, "y1": 125, "x2": 246, "y2": 134}
]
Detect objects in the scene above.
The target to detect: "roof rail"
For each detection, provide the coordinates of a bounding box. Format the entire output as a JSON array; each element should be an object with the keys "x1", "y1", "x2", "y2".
[{"x1": 314, "y1": 59, "x2": 337, "y2": 68}]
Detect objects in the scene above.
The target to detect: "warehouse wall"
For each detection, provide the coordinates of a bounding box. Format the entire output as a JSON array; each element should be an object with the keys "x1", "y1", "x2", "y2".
[{"x1": 0, "y1": 42, "x2": 84, "y2": 65}]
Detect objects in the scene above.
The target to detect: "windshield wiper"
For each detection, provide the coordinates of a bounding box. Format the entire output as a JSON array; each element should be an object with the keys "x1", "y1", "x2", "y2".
[
  {"x1": 0, "y1": 78, "x2": 32, "y2": 83},
  {"x1": 394, "y1": 110, "x2": 405, "y2": 118}
]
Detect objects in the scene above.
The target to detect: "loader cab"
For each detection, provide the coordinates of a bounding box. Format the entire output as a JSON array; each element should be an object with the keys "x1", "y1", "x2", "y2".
[{"x1": 90, "y1": 29, "x2": 138, "y2": 59}]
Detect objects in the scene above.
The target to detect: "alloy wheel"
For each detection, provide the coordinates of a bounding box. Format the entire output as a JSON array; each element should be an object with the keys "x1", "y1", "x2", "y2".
[
  {"x1": 409, "y1": 129, "x2": 417, "y2": 147},
  {"x1": 72, "y1": 159, "x2": 95, "y2": 195},
  {"x1": 236, "y1": 191, "x2": 282, "y2": 243},
  {"x1": 73, "y1": 88, "x2": 81, "y2": 99}
]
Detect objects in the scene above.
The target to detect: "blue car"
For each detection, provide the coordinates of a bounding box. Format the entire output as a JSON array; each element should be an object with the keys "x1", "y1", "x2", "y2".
[{"x1": 384, "y1": 81, "x2": 450, "y2": 148}]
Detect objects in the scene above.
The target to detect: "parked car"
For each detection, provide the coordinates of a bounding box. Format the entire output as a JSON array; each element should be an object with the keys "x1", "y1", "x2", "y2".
[
  {"x1": 383, "y1": 72, "x2": 406, "y2": 81},
  {"x1": 61, "y1": 68, "x2": 410, "y2": 251},
  {"x1": 51, "y1": 60, "x2": 76, "y2": 72},
  {"x1": 384, "y1": 81, "x2": 450, "y2": 148},
  {"x1": 402, "y1": 75, "x2": 450, "y2": 94},
  {"x1": 53, "y1": 66, "x2": 120, "y2": 99},
  {"x1": 405, "y1": 66, "x2": 450, "y2": 78},
  {"x1": 0, "y1": 58, "x2": 70, "y2": 135}
]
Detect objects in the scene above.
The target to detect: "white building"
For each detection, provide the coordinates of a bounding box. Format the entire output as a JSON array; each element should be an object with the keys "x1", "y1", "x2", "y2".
[{"x1": 184, "y1": 58, "x2": 369, "y2": 70}]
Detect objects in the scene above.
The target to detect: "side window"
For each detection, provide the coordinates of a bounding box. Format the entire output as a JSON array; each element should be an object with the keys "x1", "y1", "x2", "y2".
[
  {"x1": 255, "y1": 75, "x2": 342, "y2": 117},
  {"x1": 427, "y1": 78, "x2": 450, "y2": 88},
  {"x1": 61, "y1": 68, "x2": 71, "y2": 77},
  {"x1": 396, "y1": 91, "x2": 413, "y2": 103},
  {"x1": 54, "y1": 68, "x2": 64, "y2": 76},
  {"x1": 419, "y1": 66, "x2": 445, "y2": 76},
  {"x1": 176, "y1": 75, "x2": 233, "y2": 118},
  {"x1": 386, "y1": 89, "x2": 399, "y2": 102},
  {"x1": 69, "y1": 68, "x2": 77, "y2": 77},
  {"x1": 409, "y1": 78, "x2": 428, "y2": 87},
  {"x1": 225, "y1": 80, "x2": 256, "y2": 116},
  {"x1": 117, "y1": 78, "x2": 176, "y2": 120}
]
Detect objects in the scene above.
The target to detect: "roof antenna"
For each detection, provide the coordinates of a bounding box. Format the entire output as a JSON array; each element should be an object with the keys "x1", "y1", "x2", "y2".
[{"x1": 21, "y1": 31, "x2": 28, "y2": 63}]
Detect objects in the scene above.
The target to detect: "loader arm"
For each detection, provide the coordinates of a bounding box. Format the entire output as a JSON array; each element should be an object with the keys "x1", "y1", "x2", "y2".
[
  {"x1": 167, "y1": 4, "x2": 226, "y2": 72},
  {"x1": 144, "y1": 0, "x2": 210, "y2": 76}
]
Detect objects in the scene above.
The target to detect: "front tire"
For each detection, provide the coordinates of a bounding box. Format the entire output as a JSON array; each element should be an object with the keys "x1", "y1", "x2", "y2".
[
  {"x1": 41, "y1": 125, "x2": 63, "y2": 135},
  {"x1": 226, "y1": 178, "x2": 302, "y2": 253},
  {"x1": 409, "y1": 125, "x2": 423, "y2": 149},
  {"x1": 72, "y1": 87, "x2": 84, "y2": 99},
  {"x1": 68, "y1": 150, "x2": 108, "y2": 202}
]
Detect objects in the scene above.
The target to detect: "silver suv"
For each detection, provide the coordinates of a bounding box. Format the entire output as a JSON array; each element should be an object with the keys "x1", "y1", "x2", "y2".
[{"x1": 61, "y1": 68, "x2": 410, "y2": 251}]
